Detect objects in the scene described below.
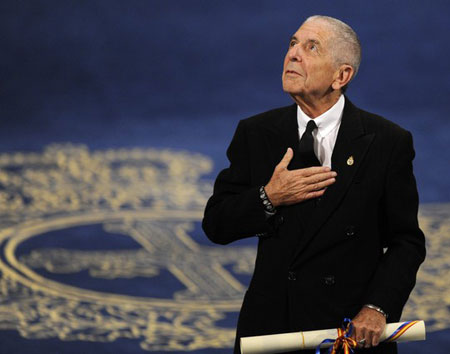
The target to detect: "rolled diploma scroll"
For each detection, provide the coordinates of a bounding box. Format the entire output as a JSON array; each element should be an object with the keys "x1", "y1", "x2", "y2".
[{"x1": 240, "y1": 320, "x2": 425, "y2": 354}]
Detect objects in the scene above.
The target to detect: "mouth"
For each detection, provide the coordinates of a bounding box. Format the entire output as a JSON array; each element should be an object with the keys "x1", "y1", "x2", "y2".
[{"x1": 285, "y1": 70, "x2": 301, "y2": 76}]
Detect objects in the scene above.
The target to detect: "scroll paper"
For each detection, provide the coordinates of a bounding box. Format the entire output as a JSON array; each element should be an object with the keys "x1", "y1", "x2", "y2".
[{"x1": 240, "y1": 320, "x2": 425, "y2": 354}]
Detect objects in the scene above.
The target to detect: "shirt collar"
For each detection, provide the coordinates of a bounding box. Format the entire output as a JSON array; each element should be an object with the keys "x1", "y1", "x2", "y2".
[{"x1": 297, "y1": 95, "x2": 345, "y2": 138}]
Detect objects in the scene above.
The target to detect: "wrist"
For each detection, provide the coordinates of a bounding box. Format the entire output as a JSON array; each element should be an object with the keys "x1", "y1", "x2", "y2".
[
  {"x1": 364, "y1": 304, "x2": 388, "y2": 318},
  {"x1": 263, "y1": 184, "x2": 280, "y2": 207},
  {"x1": 259, "y1": 186, "x2": 277, "y2": 213}
]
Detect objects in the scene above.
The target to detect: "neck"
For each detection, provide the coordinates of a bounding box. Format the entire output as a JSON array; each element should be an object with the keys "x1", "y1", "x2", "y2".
[{"x1": 291, "y1": 90, "x2": 341, "y2": 118}]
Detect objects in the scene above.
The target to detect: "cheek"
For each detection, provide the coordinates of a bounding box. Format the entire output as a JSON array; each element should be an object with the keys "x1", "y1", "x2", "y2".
[
  {"x1": 307, "y1": 65, "x2": 328, "y2": 81},
  {"x1": 282, "y1": 55, "x2": 290, "y2": 70}
]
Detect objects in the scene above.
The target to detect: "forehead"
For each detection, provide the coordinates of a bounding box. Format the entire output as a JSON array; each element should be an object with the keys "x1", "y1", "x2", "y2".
[{"x1": 293, "y1": 20, "x2": 333, "y2": 45}]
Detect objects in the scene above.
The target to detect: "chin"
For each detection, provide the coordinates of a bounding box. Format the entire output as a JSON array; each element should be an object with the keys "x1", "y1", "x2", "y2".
[
  {"x1": 283, "y1": 79, "x2": 303, "y2": 93},
  {"x1": 282, "y1": 84, "x2": 303, "y2": 96}
]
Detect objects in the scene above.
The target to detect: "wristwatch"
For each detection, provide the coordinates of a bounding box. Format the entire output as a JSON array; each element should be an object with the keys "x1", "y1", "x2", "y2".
[{"x1": 364, "y1": 304, "x2": 388, "y2": 318}]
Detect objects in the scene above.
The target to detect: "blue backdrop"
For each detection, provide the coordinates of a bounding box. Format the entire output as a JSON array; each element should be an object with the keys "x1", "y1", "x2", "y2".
[{"x1": 0, "y1": 1, "x2": 448, "y2": 353}]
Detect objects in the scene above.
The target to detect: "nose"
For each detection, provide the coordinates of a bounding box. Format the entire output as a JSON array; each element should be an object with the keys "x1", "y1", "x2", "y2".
[{"x1": 287, "y1": 44, "x2": 302, "y2": 62}]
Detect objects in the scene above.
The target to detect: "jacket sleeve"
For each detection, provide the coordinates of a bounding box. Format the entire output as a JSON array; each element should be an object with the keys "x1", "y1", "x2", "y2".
[
  {"x1": 202, "y1": 120, "x2": 276, "y2": 245},
  {"x1": 363, "y1": 130, "x2": 426, "y2": 319}
]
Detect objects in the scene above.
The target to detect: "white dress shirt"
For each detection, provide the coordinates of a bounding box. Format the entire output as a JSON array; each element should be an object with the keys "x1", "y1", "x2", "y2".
[{"x1": 297, "y1": 95, "x2": 345, "y2": 168}]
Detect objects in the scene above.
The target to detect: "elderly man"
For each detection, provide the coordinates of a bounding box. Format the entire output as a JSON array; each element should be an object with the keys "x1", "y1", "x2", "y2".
[{"x1": 202, "y1": 15, "x2": 425, "y2": 353}]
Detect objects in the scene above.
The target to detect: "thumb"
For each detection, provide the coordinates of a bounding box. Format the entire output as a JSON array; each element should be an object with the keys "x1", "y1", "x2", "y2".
[{"x1": 278, "y1": 148, "x2": 293, "y2": 168}]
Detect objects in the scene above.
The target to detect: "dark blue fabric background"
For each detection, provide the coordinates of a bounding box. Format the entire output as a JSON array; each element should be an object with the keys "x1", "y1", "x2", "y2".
[{"x1": 0, "y1": 0, "x2": 448, "y2": 353}]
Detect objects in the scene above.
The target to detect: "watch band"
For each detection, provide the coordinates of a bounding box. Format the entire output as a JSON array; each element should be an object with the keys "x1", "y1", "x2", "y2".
[
  {"x1": 259, "y1": 186, "x2": 276, "y2": 214},
  {"x1": 364, "y1": 303, "x2": 388, "y2": 318}
]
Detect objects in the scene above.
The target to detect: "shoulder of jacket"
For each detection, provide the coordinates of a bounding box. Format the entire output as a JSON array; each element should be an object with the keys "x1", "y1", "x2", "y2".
[
  {"x1": 239, "y1": 104, "x2": 296, "y2": 128},
  {"x1": 357, "y1": 107, "x2": 410, "y2": 137}
]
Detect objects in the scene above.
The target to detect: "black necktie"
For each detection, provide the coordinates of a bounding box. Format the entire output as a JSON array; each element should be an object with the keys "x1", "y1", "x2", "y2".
[{"x1": 298, "y1": 120, "x2": 321, "y2": 167}]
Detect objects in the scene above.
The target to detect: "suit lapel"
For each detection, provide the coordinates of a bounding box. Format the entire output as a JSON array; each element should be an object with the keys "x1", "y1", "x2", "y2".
[
  {"x1": 264, "y1": 104, "x2": 305, "y2": 170},
  {"x1": 291, "y1": 99, "x2": 375, "y2": 262},
  {"x1": 280, "y1": 104, "x2": 303, "y2": 169}
]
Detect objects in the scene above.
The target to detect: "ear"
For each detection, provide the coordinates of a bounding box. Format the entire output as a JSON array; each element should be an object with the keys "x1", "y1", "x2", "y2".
[{"x1": 331, "y1": 64, "x2": 354, "y2": 90}]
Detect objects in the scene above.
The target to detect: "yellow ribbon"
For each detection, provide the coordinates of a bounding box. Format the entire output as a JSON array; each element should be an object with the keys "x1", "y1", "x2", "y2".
[{"x1": 330, "y1": 325, "x2": 357, "y2": 354}]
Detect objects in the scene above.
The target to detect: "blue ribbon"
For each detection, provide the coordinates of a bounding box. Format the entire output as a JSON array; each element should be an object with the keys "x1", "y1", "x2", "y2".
[{"x1": 384, "y1": 320, "x2": 419, "y2": 342}]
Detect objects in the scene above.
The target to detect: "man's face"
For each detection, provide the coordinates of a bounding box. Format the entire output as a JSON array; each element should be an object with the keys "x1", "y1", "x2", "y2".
[{"x1": 282, "y1": 20, "x2": 339, "y2": 99}]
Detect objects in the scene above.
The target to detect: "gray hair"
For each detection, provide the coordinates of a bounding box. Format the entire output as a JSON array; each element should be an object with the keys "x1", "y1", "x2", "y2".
[{"x1": 304, "y1": 15, "x2": 362, "y2": 82}]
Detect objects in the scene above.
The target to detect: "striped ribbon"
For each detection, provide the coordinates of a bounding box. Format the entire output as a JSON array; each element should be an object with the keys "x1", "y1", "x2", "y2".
[
  {"x1": 384, "y1": 320, "x2": 420, "y2": 342},
  {"x1": 315, "y1": 318, "x2": 357, "y2": 354}
]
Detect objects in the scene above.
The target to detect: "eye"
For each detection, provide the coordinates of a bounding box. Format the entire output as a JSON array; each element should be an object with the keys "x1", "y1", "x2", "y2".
[
  {"x1": 310, "y1": 44, "x2": 317, "y2": 51},
  {"x1": 289, "y1": 40, "x2": 297, "y2": 48}
]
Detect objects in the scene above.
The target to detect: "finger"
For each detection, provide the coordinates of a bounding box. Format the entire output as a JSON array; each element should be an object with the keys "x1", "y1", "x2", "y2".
[
  {"x1": 303, "y1": 171, "x2": 338, "y2": 184},
  {"x1": 277, "y1": 148, "x2": 294, "y2": 169},
  {"x1": 354, "y1": 326, "x2": 366, "y2": 349},
  {"x1": 349, "y1": 328, "x2": 362, "y2": 348},
  {"x1": 372, "y1": 329, "x2": 382, "y2": 347},
  {"x1": 363, "y1": 328, "x2": 373, "y2": 348},
  {"x1": 305, "y1": 178, "x2": 336, "y2": 192},
  {"x1": 295, "y1": 166, "x2": 332, "y2": 176},
  {"x1": 303, "y1": 189, "x2": 326, "y2": 200},
  {"x1": 372, "y1": 334, "x2": 378, "y2": 347}
]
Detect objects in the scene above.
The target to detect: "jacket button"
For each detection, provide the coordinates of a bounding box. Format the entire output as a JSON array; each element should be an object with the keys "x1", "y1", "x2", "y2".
[
  {"x1": 345, "y1": 225, "x2": 355, "y2": 237},
  {"x1": 288, "y1": 271, "x2": 297, "y2": 281},
  {"x1": 323, "y1": 276, "x2": 335, "y2": 285}
]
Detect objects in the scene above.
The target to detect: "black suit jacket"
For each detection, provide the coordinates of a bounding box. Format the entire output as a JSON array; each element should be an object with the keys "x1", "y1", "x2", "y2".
[{"x1": 202, "y1": 99, "x2": 425, "y2": 353}]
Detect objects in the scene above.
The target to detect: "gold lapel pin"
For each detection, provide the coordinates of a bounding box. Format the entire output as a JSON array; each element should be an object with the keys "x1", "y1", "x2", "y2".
[{"x1": 347, "y1": 156, "x2": 354, "y2": 166}]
